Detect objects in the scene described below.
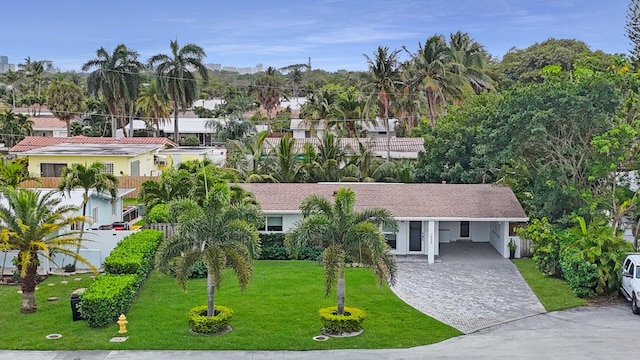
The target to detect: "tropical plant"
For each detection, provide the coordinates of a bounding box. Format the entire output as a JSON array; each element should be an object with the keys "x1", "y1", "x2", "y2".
[
  {"x1": 148, "y1": 40, "x2": 209, "y2": 142},
  {"x1": 58, "y1": 162, "x2": 118, "y2": 267},
  {"x1": 363, "y1": 46, "x2": 401, "y2": 160},
  {"x1": 136, "y1": 79, "x2": 171, "y2": 136},
  {"x1": 0, "y1": 158, "x2": 36, "y2": 188},
  {"x1": 0, "y1": 109, "x2": 33, "y2": 147},
  {"x1": 139, "y1": 167, "x2": 192, "y2": 211},
  {"x1": 82, "y1": 44, "x2": 144, "y2": 138},
  {"x1": 285, "y1": 187, "x2": 398, "y2": 315},
  {"x1": 253, "y1": 66, "x2": 285, "y2": 131},
  {"x1": 0, "y1": 188, "x2": 96, "y2": 313},
  {"x1": 45, "y1": 80, "x2": 87, "y2": 137},
  {"x1": 155, "y1": 183, "x2": 263, "y2": 318}
]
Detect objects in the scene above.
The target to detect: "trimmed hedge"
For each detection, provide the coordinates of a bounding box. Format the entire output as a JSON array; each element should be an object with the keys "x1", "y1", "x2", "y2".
[
  {"x1": 559, "y1": 247, "x2": 598, "y2": 297},
  {"x1": 319, "y1": 306, "x2": 366, "y2": 334},
  {"x1": 104, "y1": 230, "x2": 163, "y2": 279},
  {"x1": 80, "y1": 230, "x2": 164, "y2": 327},
  {"x1": 79, "y1": 274, "x2": 138, "y2": 327},
  {"x1": 258, "y1": 233, "x2": 322, "y2": 261},
  {"x1": 188, "y1": 305, "x2": 234, "y2": 335}
]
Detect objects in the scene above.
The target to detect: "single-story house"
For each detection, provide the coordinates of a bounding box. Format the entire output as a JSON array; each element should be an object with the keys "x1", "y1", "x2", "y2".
[
  {"x1": 290, "y1": 118, "x2": 398, "y2": 139},
  {"x1": 31, "y1": 117, "x2": 68, "y2": 137},
  {"x1": 0, "y1": 188, "x2": 136, "y2": 272},
  {"x1": 240, "y1": 183, "x2": 529, "y2": 263},
  {"x1": 263, "y1": 137, "x2": 425, "y2": 160},
  {"x1": 158, "y1": 146, "x2": 227, "y2": 167},
  {"x1": 9, "y1": 136, "x2": 178, "y2": 177}
]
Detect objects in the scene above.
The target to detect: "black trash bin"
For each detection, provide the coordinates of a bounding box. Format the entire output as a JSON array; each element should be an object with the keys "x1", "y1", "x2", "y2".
[{"x1": 70, "y1": 293, "x2": 83, "y2": 321}]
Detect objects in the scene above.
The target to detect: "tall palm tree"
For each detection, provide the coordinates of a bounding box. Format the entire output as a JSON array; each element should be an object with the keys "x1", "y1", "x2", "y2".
[
  {"x1": 253, "y1": 66, "x2": 285, "y2": 131},
  {"x1": 406, "y1": 35, "x2": 469, "y2": 127},
  {"x1": 286, "y1": 188, "x2": 397, "y2": 315},
  {"x1": 266, "y1": 133, "x2": 300, "y2": 183},
  {"x1": 448, "y1": 31, "x2": 494, "y2": 94},
  {"x1": 46, "y1": 80, "x2": 87, "y2": 137},
  {"x1": 0, "y1": 188, "x2": 96, "y2": 313},
  {"x1": 300, "y1": 86, "x2": 341, "y2": 136},
  {"x1": 82, "y1": 44, "x2": 144, "y2": 138},
  {"x1": 363, "y1": 46, "x2": 401, "y2": 161},
  {"x1": 136, "y1": 80, "x2": 171, "y2": 136},
  {"x1": 155, "y1": 183, "x2": 263, "y2": 317},
  {"x1": 148, "y1": 40, "x2": 209, "y2": 142},
  {"x1": 58, "y1": 162, "x2": 118, "y2": 267},
  {"x1": 2, "y1": 69, "x2": 20, "y2": 108}
]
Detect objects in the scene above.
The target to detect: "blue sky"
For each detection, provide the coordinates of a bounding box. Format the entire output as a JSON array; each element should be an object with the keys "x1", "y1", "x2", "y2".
[{"x1": 0, "y1": 0, "x2": 630, "y2": 72}]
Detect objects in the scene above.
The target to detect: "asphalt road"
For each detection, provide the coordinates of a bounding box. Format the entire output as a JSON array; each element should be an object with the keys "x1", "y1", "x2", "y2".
[{"x1": 0, "y1": 304, "x2": 634, "y2": 360}]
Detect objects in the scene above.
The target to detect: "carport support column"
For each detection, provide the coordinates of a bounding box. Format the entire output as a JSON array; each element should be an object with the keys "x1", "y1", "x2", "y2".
[{"x1": 428, "y1": 220, "x2": 436, "y2": 264}]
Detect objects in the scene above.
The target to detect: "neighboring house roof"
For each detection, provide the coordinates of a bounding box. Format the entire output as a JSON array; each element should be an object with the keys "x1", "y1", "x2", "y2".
[
  {"x1": 240, "y1": 183, "x2": 529, "y2": 220},
  {"x1": 10, "y1": 136, "x2": 178, "y2": 153},
  {"x1": 290, "y1": 118, "x2": 398, "y2": 133},
  {"x1": 0, "y1": 188, "x2": 133, "y2": 209},
  {"x1": 159, "y1": 146, "x2": 226, "y2": 155},
  {"x1": 262, "y1": 137, "x2": 425, "y2": 154},
  {"x1": 19, "y1": 143, "x2": 166, "y2": 157},
  {"x1": 31, "y1": 117, "x2": 67, "y2": 130}
]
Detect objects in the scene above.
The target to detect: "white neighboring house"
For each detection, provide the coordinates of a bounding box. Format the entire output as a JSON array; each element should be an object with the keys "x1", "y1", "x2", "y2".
[
  {"x1": 240, "y1": 183, "x2": 529, "y2": 264},
  {"x1": 263, "y1": 137, "x2": 425, "y2": 160},
  {"x1": 290, "y1": 118, "x2": 398, "y2": 139},
  {"x1": 31, "y1": 117, "x2": 68, "y2": 138},
  {"x1": 0, "y1": 188, "x2": 137, "y2": 274}
]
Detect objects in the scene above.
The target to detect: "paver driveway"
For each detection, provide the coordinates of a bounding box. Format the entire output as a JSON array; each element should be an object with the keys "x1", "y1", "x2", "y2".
[{"x1": 391, "y1": 242, "x2": 545, "y2": 333}]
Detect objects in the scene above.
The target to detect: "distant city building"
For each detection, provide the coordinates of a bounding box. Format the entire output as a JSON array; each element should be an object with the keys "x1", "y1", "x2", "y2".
[
  {"x1": 0, "y1": 55, "x2": 15, "y2": 73},
  {"x1": 206, "y1": 63, "x2": 264, "y2": 74}
]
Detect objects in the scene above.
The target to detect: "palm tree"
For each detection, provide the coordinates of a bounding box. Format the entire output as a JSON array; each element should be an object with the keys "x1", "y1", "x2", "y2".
[
  {"x1": 253, "y1": 66, "x2": 285, "y2": 131},
  {"x1": 0, "y1": 110, "x2": 33, "y2": 147},
  {"x1": 285, "y1": 188, "x2": 397, "y2": 315},
  {"x1": 363, "y1": 46, "x2": 401, "y2": 161},
  {"x1": 46, "y1": 80, "x2": 87, "y2": 137},
  {"x1": 58, "y1": 162, "x2": 118, "y2": 268},
  {"x1": 136, "y1": 80, "x2": 171, "y2": 136},
  {"x1": 0, "y1": 188, "x2": 97, "y2": 313},
  {"x1": 148, "y1": 40, "x2": 209, "y2": 142},
  {"x1": 265, "y1": 133, "x2": 300, "y2": 183},
  {"x1": 448, "y1": 31, "x2": 494, "y2": 93},
  {"x1": 155, "y1": 183, "x2": 263, "y2": 317},
  {"x1": 406, "y1": 35, "x2": 469, "y2": 127},
  {"x1": 0, "y1": 159, "x2": 37, "y2": 188},
  {"x1": 139, "y1": 168, "x2": 192, "y2": 212},
  {"x1": 82, "y1": 44, "x2": 144, "y2": 138},
  {"x1": 300, "y1": 86, "x2": 341, "y2": 136},
  {"x1": 2, "y1": 69, "x2": 20, "y2": 108}
]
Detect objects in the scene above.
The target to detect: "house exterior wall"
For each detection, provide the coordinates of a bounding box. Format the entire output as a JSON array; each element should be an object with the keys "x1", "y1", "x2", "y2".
[
  {"x1": 85, "y1": 195, "x2": 123, "y2": 228},
  {"x1": 25, "y1": 153, "x2": 161, "y2": 177}
]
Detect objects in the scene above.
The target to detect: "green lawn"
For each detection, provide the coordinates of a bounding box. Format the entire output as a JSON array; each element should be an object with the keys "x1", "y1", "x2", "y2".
[
  {"x1": 513, "y1": 258, "x2": 586, "y2": 311},
  {"x1": 0, "y1": 260, "x2": 461, "y2": 350}
]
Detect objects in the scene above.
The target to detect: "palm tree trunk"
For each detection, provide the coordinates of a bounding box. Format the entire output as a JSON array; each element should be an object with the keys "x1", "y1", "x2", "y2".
[
  {"x1": 207, "y1": 271, "x2": 215, "y2": 317},
  {"x1": 20, "y1": 252, "x2": 38, "y2": 314},
  {"x1": 174, "y1": 99, "x2": 180, "y2": 143},
  {"x1": 72, "y1": 194, "x2": 89, "y2": 268},
  {"x1": 385, "y1": 118, "x2": 391, "y2": 162},
  {"x1": 337, "y1": 266, "x2": 345, "y2": 315}
]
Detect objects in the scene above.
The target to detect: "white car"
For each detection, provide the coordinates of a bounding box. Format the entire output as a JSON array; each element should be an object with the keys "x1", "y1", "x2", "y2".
[{"x1": 621, "y1": 254, "x2": 640, "y2": 314}]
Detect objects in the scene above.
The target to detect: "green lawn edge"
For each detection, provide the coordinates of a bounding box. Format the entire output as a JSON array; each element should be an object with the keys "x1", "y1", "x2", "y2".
[
  {"x1": 0, "y1": 260, "x2": 461, "y2": 350},
  {"x1": 513, "y1": 258, "x2": 586, "y2": 311}
]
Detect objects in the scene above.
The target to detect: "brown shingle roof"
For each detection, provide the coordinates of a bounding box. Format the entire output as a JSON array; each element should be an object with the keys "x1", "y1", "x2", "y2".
[
  {"x1": 262, "y1": 137, "x2": 424, "y2": 154},
  {"x1": 31, "y1": 117, "x2": 67, "y2": 129},
  {"x1": 10, "y1": 136, "x2": 178, "y2": 152},
  {"x1": 240, "y1": 183, "x2": 528, "y2": 220}
]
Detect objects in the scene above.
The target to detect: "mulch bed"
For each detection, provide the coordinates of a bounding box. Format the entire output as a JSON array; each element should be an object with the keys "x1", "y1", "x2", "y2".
[{"x1": 585, "y1": 295, "x2": 626, "y2": 307}]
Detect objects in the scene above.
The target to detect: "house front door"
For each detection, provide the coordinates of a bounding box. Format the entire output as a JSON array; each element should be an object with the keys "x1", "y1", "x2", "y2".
[{"x1": 409, "y1": 221, "x2": 422, "y2": 252}]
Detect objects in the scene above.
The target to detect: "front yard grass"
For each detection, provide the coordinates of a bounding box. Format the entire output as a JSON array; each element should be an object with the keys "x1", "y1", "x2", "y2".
[
  {"x1": 0, "y1": 260, "x2": 461, "y2": 350},
  {"x1": 513, "y1": 258, "x2": 586, "y2": 311}
]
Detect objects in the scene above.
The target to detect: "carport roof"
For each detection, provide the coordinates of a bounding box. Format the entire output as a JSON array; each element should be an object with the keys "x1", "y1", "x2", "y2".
[{"x1": 239, "y1": 183, "x2": 529, "y2": 220}]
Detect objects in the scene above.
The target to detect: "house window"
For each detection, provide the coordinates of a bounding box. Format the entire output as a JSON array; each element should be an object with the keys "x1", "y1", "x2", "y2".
[
  {"x1": 382, "y1": 223, "x2": 397, "y2": 249},
  {"x1": 102, "y1": 163, "x2": 114, "y2": 175},
  {"x1": 460, "y1": 221, "x2": 470, "y2": 238},
  {"x1": 262, "y1": 216, "x2": 283, "y2": 232},
  {"x1": 91, "y1": 207, "x2": 99, "y2": 226},
  {"x1": 40, "y1": 163, "x2": 67, "y2": 177}
]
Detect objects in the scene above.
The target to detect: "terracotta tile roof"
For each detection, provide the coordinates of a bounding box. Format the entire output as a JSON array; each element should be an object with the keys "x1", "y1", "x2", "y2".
[
  {"x1": 10, "y1": 136, "x2": 178, "y2": 152},
  {"x1": 263, "y1": 137, "x2": 424, "y2": 154},
  {"x1": 239, "y1": 183, "x2": 528, "y2": 220},
  {"x1": 30, "y1": 117, "x2": 67, "y2": 129}
]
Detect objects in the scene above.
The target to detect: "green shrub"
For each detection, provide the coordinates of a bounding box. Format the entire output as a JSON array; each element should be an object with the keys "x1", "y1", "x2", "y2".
[
  {"x1": 79, "y1": 274, "x2": 138, "y2": 327},
  {"x1": 319, "y1": 306, "x2": 366, "y2": 334},
  {"x1": 169, "y1": 258, "x2": 208, "y2": 279},
  {"x1": 188, "y1": 305, "x2": 234, "y2": 335},
  {"x1": 104, "y1": 230, "x2": 163, "y2": 280},
  {"x1": 516, "y1": 218, "x2": 562, "y2": 276},
  {"x1": 146, "y1": 204, "x2": 169, "y2": 223},
  {"x1": 298, "y1": 246, "x2": 323, "y2": 261},
  {"x1": 259, "y1": 245, "x2": 288, "y2": 260},
  {"x1": 559, "y1": 246, "x2": 598, "y2": 297},
  {"x1": 259, "y1": 233, "x2": 285, "y2": 247},
  {"x1": 180, "y1": 135, "x2": 201, "y2": 146}
]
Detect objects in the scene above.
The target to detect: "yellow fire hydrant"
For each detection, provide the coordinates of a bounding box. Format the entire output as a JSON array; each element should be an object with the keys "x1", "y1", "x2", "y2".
[{"x1": 117, "y1": 314, "x2": 128, "y2": 334}]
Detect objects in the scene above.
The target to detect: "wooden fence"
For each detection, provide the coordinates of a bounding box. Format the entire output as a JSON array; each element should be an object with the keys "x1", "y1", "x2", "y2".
[
  {"x1": 20, "y1": 176, "x2": 160, "y2": 199},
  {"x1": 519, "y1": 238, "x2": 532, "y2": 257}
]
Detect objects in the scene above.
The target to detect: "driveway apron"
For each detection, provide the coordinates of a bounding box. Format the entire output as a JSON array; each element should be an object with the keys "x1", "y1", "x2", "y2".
[{"x1": 391, "y1": 242, "x2": 545, "y2": 334}]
